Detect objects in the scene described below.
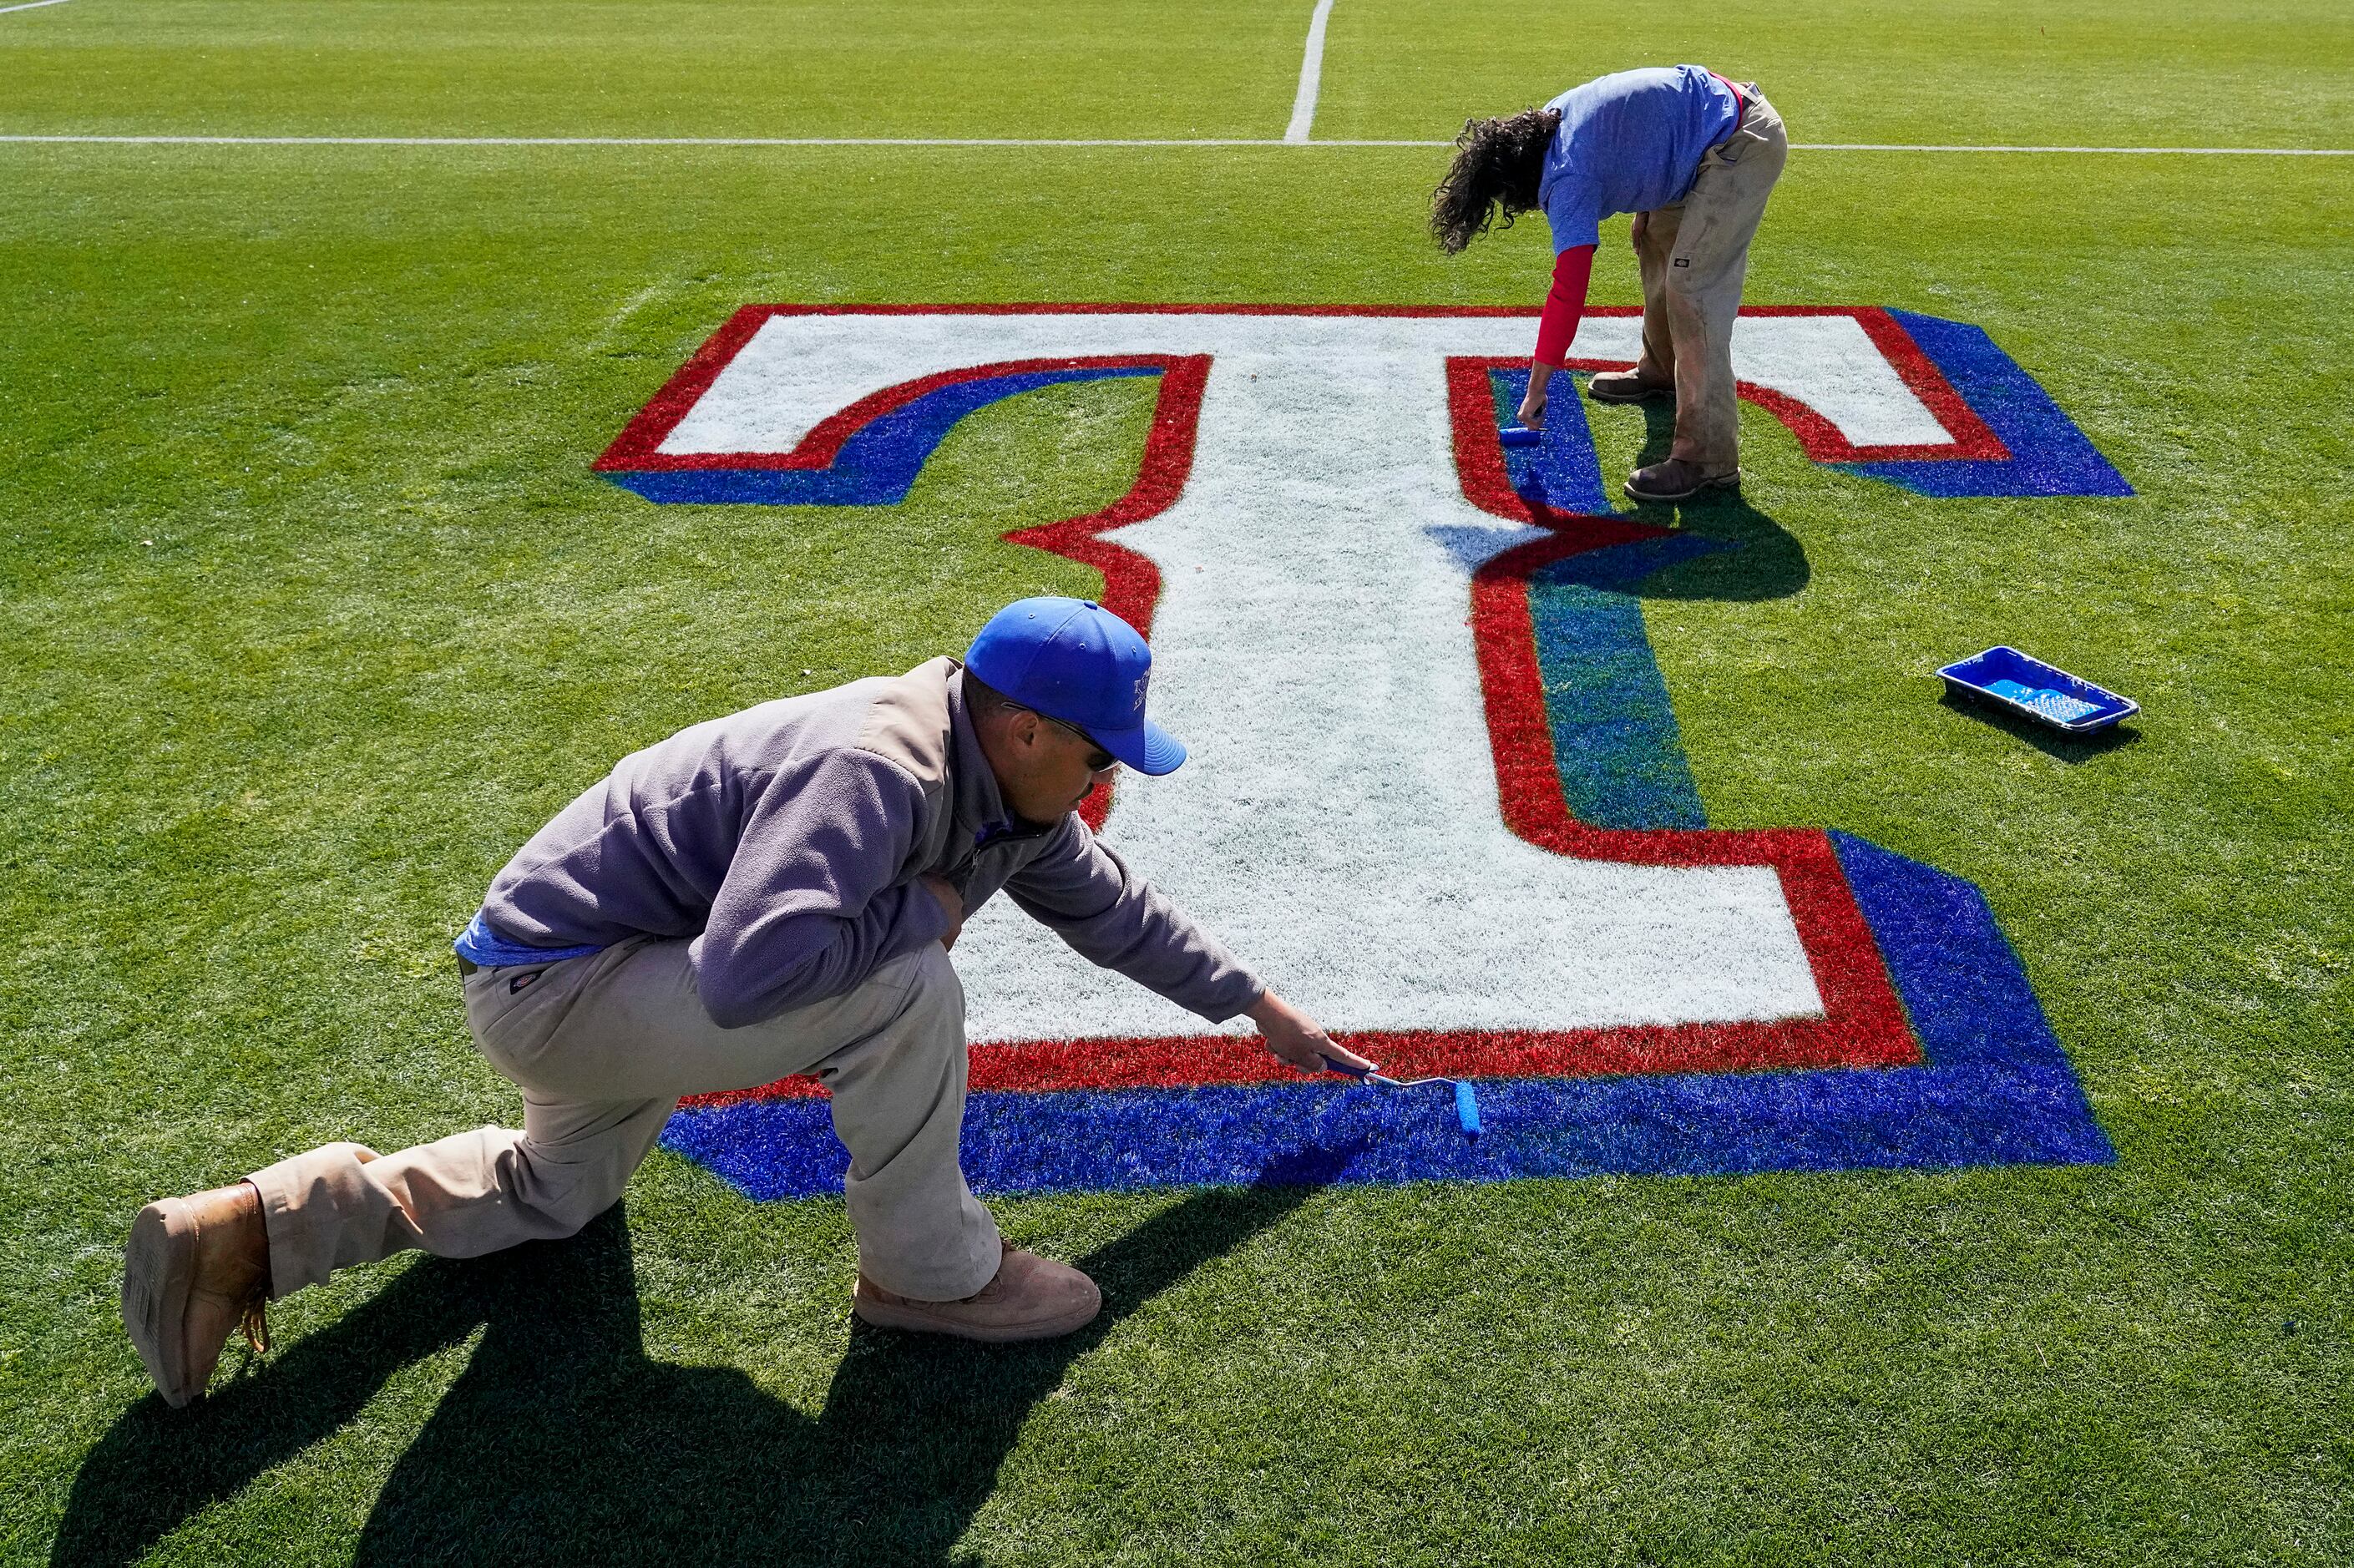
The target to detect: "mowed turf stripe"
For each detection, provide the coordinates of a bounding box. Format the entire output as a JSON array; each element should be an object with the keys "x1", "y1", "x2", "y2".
[{"x1": 3, "y1": 134, "x2": 2352, "y2": 153}]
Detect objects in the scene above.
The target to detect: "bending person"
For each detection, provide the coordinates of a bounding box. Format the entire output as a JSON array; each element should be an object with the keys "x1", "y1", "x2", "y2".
[
  {"x1": 124, "y1": 596, "x2": 1368, "y2": 1407},
  {"x1": 1432, "y1": 64, "x2": 1788, "y2": 502}
]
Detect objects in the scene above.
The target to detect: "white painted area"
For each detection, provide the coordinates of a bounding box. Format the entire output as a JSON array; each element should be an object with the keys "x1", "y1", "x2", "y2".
[
  {"x1": 0, "y1": 0, "x2": 71, "y2": 13},
  {"x1": 657, "y1": 318, "x2": 987, "y2": 455},
  {"x1": 4, "y1": 134, "x2": 2347, "y2": 154},
  {"x1": 672, "y1": 311, "x2": 1855, "y2": 1041},
  {"x1": 1283, "y1": 0, "x2": 1336, "y2": 145},
  {"x1": 666, "y1": 310, "x2": 1955, "y2": 460},
  {"x1": 1648, "y1": 313, "x2": 1951, "y2": 448}
]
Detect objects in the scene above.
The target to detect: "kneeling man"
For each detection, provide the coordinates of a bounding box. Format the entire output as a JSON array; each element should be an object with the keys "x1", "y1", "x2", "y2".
[{"x1": 125, "y1": 596, "x2": 1366, "y2": 1406}]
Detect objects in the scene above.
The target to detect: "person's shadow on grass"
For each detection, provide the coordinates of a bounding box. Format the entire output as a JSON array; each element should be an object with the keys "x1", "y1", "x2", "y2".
[
  {"x1": 53, "y1": 1146, "x2": 1354, "y2": 1566},
  {"x1": 1600, "y1": 396, "x2": 2145, "y2": 761},
  {"x1": 1552, "y1": 392, "x2": 1811, "y2": 604}
]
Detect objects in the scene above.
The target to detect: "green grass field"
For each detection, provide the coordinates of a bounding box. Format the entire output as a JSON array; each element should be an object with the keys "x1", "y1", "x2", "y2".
[{"x1": 3, "y1": 3, "x2": 2349, "y2": 1563}]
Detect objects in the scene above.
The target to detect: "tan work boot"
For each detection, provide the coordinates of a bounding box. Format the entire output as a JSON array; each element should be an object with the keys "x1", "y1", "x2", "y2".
[
  {"x1": 1587, "y1": 368, "x2": 1675, "y2": 404},
  {"x1": 1625, "y1": 456, "x2": 1739, "y2": 502},
  {"x1": 853, "y1": 1243, "x2": 1101, "y2": 1343},
  {"x1": 122, "y1": 1181, "x2": 272, "y2": 1408}
]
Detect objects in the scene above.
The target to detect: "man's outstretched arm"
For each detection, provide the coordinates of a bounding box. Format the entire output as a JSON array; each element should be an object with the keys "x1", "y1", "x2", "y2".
[{"x1": 1005, "y1": 818, "x2": 1373, "y2": 1075}]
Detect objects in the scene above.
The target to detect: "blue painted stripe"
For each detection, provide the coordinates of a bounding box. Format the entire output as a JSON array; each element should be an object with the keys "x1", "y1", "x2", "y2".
[
  {"x1": 1490, "y1": 366, "x2": 1614, "y2": 515},
  {"x1": 1829, "y1": 831, "x2": 2098, "y2": 1090},
  {"x1": 661, "y1": 1060, "x2": 2108, "y2": 1200},
  {"x1": 1527, "y1": 535, "x2": 1718, "y2": 831},
  {"x1": 1476, "y1": 365, "x2": 1714, "y2": 831},
  {"x1": 1844, "y1": 311, "x2": 2133, "y2": 498},
  {"x1": 607, "y1": 364, "x2": 1162, "y2": 506},
  {"x1": 659, "y1": 835, "x2": 2111, "y2": 1196}
]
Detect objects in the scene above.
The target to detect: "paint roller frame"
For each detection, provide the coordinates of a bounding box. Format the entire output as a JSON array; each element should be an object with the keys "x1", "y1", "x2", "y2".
[{"x1": 1320, "y1": 1055, "x2": 1483, "y2": 1138}]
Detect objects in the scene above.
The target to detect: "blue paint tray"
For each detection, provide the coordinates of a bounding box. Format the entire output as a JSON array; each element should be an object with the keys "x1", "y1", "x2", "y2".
[{"x1": 1936, "y1": 646, "x2": 2138, "y2": 733}]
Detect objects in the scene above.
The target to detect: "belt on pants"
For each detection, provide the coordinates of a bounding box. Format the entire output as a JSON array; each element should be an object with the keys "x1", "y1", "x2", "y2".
[{"x1": 1704, "y1": 82, "x2": 1764, "y2": 164}]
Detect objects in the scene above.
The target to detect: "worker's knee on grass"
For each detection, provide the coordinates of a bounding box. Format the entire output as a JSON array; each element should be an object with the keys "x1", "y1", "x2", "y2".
[{"x1": 542, "y1": 1185, "x2": 627, "y2": 1242}]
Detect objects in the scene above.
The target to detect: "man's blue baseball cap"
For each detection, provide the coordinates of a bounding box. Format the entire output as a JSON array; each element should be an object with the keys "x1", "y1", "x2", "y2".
[{"x1": 964, "y1": 597, "x2": 1187, "y2": 776}]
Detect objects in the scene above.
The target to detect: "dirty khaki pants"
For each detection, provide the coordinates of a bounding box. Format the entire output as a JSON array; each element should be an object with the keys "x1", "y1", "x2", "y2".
[
  {"x1": 245, "y1": 939, "x2": 1001, "y2": 1303},
  {"x1": 1631, "y1": 86, "x2": 1790, "y2": 472}
]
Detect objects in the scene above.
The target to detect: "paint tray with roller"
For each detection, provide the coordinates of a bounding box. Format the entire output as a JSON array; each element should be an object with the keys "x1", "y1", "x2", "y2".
[{"x1": 1937, "y1": 646, "x2": 2139, "y2": 734}]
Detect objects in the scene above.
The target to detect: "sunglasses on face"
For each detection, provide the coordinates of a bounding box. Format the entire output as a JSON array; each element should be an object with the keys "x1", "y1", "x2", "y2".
[{"x1": 1038, "y1": 712, "x2": 1119, "y2": 774}]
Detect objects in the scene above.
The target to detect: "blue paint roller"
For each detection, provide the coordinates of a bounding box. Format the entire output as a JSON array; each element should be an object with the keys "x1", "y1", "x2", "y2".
[
  {"x1": 1498, "y1": 426, "x2": 1541, "y2": 448},
  {"x1": 1321, "y1": 1056, "x2": 1483, "y2": 1138}
]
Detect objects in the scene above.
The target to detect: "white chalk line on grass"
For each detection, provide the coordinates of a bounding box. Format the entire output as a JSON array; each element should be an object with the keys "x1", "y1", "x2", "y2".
[
  {"x1": 0, "y1": 0, "x2": 73, "y2": 13},
  {"x1": 0, "y1": 134, "x2": 1309, "y2": 147},
  {"x1": 1283, "y1": 0, "x2": 1337, "y2": 145},
  {"x1": 1801, "y1": 142, "x2": 2354, "y2": 154},
  {"x1": 3, "y1": 134, "x2": 2351, "y2": 154}
]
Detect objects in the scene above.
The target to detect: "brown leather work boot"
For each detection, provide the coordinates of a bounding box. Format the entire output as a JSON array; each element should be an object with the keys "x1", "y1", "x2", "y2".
[
  {"x1": 1625, "y1": 457, "x2": 1739, "y2": 503},
  {"x1": 122, "y1": 1180, "x2": 272, "y2": 1408},
  {"x1": 1587, "y1": 368, "x2": 1675, "y2": 404},
  {"x1": 852, "y1": 1243, "x2": 1101, "y2": 1343}
]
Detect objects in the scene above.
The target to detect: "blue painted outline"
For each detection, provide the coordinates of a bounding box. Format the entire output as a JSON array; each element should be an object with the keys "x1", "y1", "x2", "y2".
[
  {"x1": 1527, "y1": 539, "x2": 1716, "y2": 831},
  {"x1": 1483, "y1": 366, "x2": 1719, "y2": 831},
  {"x1": 606, "y1": 364, "x2": 1162, "y2": 506},
  {"x1": 1494, "y1": 370, "x2": 1613, "y2": 515},
  {"x1": 1845, "y1": 311, "x2": 2133, "y2": 497}
]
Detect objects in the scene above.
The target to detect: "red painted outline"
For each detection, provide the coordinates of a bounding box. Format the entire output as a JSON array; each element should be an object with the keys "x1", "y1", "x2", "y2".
[
  {"x1": 667, "y1": 311, "x2": 1924, "y2": 1110},
  {"x1": 596, "y1": 302, "x2": 2002, "y2": 475},
  {"x1": 687, "y1": 1009, "x2": 1920, "y2": 1104},
  {"x1": 1010, "y1": 355, "x2": 1210, "y2": 833}
]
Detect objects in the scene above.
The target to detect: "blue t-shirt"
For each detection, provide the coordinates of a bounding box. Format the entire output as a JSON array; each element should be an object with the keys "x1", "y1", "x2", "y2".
[{"x1": 1538, "y1": 65, "x2": 1741, "y2": 254}]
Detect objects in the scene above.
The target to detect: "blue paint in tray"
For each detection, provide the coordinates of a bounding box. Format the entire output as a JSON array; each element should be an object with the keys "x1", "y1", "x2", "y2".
[{"x1": 1938, "y1": 646, "x2": 2138, "y2": 733}]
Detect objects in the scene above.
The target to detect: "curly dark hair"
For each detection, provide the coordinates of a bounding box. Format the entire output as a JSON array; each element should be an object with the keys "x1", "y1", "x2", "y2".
[{"x1": 1430, "y1": 108, "x2": 1562, "y2": 255}]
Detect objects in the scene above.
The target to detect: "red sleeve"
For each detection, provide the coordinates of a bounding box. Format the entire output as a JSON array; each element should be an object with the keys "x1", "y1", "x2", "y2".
[{"x1": 1533, "y1": 244, "x2": 1595, "y2": 370}]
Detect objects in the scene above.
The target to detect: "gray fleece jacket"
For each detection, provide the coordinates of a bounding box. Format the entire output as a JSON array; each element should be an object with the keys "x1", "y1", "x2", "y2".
[{"x1": 480, "y1": 657, "x2": 1263, "y2": 1029}]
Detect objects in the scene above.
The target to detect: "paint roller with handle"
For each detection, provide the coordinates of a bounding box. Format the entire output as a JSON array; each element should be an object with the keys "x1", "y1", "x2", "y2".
[{"x1": 1320, "y1": 1055, "x2": 1483, "y2": 1137}]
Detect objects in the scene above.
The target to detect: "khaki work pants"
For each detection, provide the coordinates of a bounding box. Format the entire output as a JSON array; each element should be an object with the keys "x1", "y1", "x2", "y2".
[
  {"x1": 246, "y1": 939, "x2": 1001, "y2": 1304},
  {"x1": 1631, "y1": 86, "x2": 1790, "y2": 472}
]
